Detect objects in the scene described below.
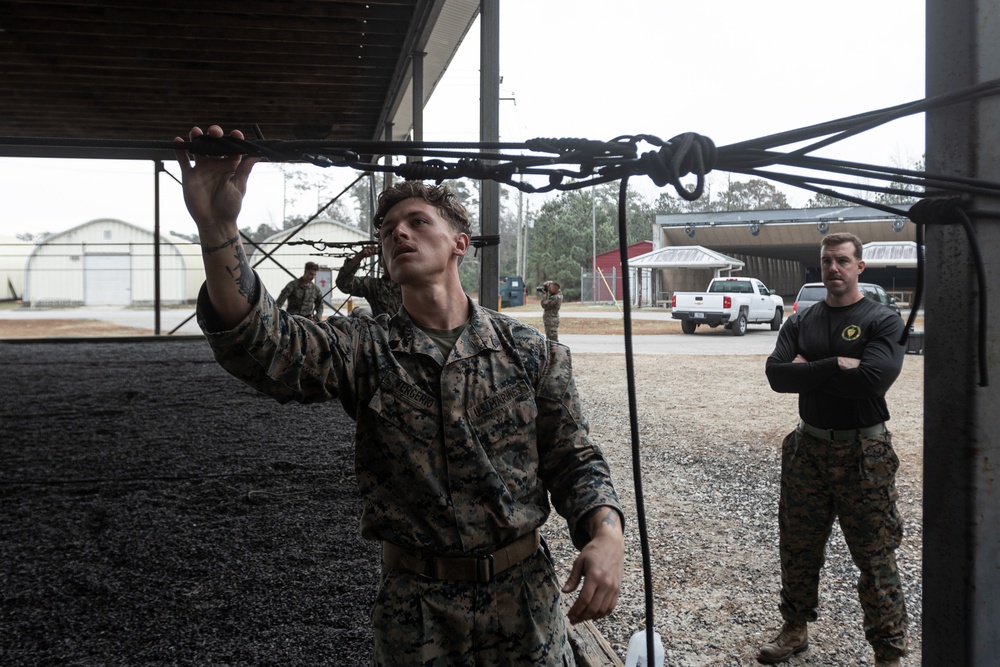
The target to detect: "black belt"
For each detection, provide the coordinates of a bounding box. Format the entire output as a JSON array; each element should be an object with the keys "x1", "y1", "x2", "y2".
[
  {"x1": 382, "y1": 530, "x2": 540, "y2": 583},
  {"x1": 798, "y1": 419, "x2": 886, "y2": 441}
]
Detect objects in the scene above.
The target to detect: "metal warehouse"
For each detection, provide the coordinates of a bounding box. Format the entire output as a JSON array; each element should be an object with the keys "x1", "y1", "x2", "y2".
[{"x1": 22, "y1": 219, "x2": 202, "y2": 307}]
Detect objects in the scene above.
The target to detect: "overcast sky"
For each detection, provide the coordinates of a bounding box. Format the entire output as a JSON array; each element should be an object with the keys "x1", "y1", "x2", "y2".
[{"x1": 0, "y1": 0, "x2": 926, "y2": 239}]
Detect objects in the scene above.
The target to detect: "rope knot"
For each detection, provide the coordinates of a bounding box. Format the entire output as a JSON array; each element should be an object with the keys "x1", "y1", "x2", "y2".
[{"x1": 636, "y1": 133, "x2": 717, "y2": 200}]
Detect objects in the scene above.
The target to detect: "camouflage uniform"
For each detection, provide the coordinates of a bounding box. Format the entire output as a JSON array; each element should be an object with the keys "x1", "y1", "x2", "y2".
[
  {"x1": 766, "y1": 296, "x2": 907, "y2": 661},
  {"x1": 275, "y1": 278, "x2": 324, "y2": 319},
  {"x1": 335, "y1": 260, "x2": 402, "y2": 317},
  {"x1": 540, "y1": 291, "x2": 563, "y2": 342},
  {"x1": 197, "y1": 276, "x2": 622, "y2": 666},
  {"x1": 779, "y1": 428, "x2": 906, "y2": 657}
]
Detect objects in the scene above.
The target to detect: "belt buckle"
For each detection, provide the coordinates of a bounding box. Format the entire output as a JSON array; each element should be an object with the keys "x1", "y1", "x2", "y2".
[{"x1": 476, "y1": 554, "x2": 495, "y2": 583}]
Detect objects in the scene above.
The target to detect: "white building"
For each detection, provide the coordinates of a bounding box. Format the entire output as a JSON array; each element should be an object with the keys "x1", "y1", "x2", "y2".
[
  {"x1": 22, "y1": 219, "x2": 202, "y2": 307},
  {"x1": 0, "y1": 235, "x2": 32, "y2": 301},
  {"x1": 250, "y1": 219, "x2": 371, "y2": 313}
]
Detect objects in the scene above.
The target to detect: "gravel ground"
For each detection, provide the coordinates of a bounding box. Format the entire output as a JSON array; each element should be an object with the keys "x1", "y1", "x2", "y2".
[
  {"x1": 553, "y1": 353, "x2": 924, "y2": 666},
  {"x1": 1, "y1": 339, "x2": 923, "y2": 666}
]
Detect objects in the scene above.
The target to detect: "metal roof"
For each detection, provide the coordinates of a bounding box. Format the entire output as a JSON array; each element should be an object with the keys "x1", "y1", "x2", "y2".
[
  {"x1": 654, "y1": 204, "x2": 913, "y2": 227},
  {"x1": 654, "y1": 205, "x2": 917, "y2": 267},
  {"x1": 0, "y1": 0, "x2": 480, "y2": 159},
  {"x1": 862, "y1": 241, "x2": 920, "y2": 267},
  {"x1": 629, "y1": 245, "x2": 744, "y2": 271}
]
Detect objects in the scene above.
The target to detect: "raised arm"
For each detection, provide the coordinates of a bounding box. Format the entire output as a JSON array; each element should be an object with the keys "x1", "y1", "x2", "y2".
[
  {"x1": 336, "y1": 245, "x2": 378, "y2": 292},
  {"x1": 173, "y1": 125, "x2": 260, "y2": 329}
]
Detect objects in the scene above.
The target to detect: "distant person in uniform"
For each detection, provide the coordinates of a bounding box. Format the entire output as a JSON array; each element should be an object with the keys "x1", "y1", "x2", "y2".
[
  {"x1": 175, "y1": 124, "x2": 626, "y2": 667},
  {"x1": 335, "y1": 245, "x2": 402, "y2": 317},
  {"x1": 275, "y1": 261, "x2": 324, "y2": 321},
  {"x1": 540, "y1": 280, "x2": 563, "y2": 342},
  {"x1": 760, "y1": 232, "x2": 907, "y2": 667}
]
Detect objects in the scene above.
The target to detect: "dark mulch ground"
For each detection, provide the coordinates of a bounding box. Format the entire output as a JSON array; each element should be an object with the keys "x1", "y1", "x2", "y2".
[{"x1": 1, "y1": 339, "x2": 379, "y2": 666}]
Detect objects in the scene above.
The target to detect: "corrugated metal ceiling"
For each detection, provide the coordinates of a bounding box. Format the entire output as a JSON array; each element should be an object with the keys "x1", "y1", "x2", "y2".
[{"x1": 0, "y1": 0, "x2": 480, "y2": 159}]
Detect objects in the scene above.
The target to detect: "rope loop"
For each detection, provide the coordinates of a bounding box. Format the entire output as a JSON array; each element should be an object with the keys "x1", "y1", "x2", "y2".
[{"x1": 629, "y1": 132, "x2": 717, "y2": 200}]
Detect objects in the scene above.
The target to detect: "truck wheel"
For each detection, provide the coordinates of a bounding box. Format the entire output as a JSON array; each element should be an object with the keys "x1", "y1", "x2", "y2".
[
  {"x1": 731, "y1": 312, "x2": 747, "y2": 336},
  {"x1": 770, "y1": 309, "x2": 783, "y2": 331},
  {"x1": 681, "y1": 320, "x2": 696, "y2": 334}
]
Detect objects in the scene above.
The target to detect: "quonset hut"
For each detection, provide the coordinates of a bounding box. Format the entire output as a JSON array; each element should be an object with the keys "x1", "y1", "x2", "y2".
[{"x1": 22, "y1": 218, "x2": 202, "y2": 307}]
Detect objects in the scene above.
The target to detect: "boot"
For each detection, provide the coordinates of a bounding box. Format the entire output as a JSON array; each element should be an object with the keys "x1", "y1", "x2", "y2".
[
  {"x1": 875, "y1": 659, "x2": 901, "y2": 667},
  {"x1": 757, "y1": 622, "x2": 808, "y2": 664}
]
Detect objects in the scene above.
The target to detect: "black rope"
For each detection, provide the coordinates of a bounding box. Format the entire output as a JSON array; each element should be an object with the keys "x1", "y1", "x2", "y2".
[{"x1": 615, "y1": 177, "x2": 657, "y2": 661}]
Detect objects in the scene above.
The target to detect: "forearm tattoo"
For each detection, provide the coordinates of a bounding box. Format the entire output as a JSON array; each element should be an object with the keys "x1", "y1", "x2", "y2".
[
  {"x1": 226, "y1": 245, "x2": 255, "y2": 303},
  {"x1": 600, "y1": 509, "x2": 619, "y2": 531},
  {"x1": 201, "y1": 233, "x2": 239, "y2": 254}
]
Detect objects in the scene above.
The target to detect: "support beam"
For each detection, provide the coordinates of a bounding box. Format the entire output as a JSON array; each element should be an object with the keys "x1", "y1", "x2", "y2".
[
  {"x1": 478, "y1": 0, "x2": 500, "y2": 309},
  {"x1": 153, "y1": 160, "x2": 163, "y2": 335},
  {"x1": 924, "y1": 1, "x2": 1000, "y2": 664},
  {"x1": 411, "y1": 51, "x2": 425, "y2": 144}
]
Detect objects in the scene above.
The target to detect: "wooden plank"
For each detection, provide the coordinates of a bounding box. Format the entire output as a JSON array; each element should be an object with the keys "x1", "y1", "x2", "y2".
[{"x1": 568, "y1": 619, "x2": 624, "y2": 667}]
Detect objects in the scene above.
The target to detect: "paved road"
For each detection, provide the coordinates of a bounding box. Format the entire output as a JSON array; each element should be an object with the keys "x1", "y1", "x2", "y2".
[{"x1": 0, "y1": 305, "x2": 781, "y2": 355}]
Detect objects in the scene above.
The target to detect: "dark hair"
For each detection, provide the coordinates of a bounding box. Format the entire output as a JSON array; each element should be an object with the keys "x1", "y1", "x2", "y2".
[
  {"x1": 372, "y1": 181, "x2": 472, "y2": 236},
  {"x1": 305, "y1": 261, "x2": 320, "y2": 271},
  {"x1": 821, "y1": 232, "x2": 863, "y2": 260}
]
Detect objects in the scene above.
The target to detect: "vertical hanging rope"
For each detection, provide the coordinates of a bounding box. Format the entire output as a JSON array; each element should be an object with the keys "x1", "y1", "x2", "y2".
[{"x1": 616, "y1": 177, "x2": 656, "y2": 661}]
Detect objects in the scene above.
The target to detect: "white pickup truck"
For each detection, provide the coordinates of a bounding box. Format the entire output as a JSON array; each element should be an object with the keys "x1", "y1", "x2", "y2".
[{"x1": 671, "y1": 277, "x2": 784, "y2": 336}]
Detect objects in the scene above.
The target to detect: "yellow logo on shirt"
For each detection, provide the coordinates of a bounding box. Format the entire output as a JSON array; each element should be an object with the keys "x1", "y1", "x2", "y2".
[{"x1": 841, "y1": 324, "x2": 861, "y2": 341}]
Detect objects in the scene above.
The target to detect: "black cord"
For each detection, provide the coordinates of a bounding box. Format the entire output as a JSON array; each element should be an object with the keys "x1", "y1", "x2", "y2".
[{"x1": 615, "y1": 177, "x2": 657, "y2": 660}]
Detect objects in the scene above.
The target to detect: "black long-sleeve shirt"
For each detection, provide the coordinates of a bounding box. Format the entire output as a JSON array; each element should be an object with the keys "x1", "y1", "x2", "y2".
[{"x1": 766, "y1": 297, "x2": 905, "y2": 430}]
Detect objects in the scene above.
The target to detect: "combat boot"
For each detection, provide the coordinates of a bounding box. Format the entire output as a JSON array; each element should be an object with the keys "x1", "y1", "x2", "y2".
[{"x1": 756, "y1": 622, "x2": 808, "y2": 664}]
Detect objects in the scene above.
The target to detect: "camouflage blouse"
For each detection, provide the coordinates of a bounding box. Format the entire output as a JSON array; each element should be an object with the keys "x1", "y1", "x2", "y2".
[
  {"x1": 197, "y1": 279, "x2": 622, "y2": 555},
  {"x1": 275, "y1": 278, "x2": 323, "y2": 319}
]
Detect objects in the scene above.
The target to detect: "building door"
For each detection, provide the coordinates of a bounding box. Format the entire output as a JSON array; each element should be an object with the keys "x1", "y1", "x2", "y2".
[{"x1": 84, "y1": 254, "x2": 131, "y2": 305}]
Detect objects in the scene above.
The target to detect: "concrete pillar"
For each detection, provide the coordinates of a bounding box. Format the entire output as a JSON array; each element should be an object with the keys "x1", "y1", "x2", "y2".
[{"x1": 924, "y1": 1, "x2": 1000, "y2": 664}]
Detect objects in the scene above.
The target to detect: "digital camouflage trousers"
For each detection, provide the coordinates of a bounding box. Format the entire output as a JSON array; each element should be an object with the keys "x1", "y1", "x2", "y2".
[
  {"x1": 778, "y1": 428, "x2": 908, "y2": 659},
  {"x1": 370, "y1": 545, "x2": 574, "y2": 666},
  {"x1": 543, "y1": 315, "x2": 559, "y2": 343}
]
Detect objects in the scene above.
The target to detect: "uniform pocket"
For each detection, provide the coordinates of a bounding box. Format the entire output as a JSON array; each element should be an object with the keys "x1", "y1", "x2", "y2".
[
  {"x1": 468, "y1": 381, "x2": 538, "y2": 499},
  {"x1": 368, "y1": 371, "x2": 441, "y2": 444},
  {"x1": 860, "y1": 434, "x2": 899, "y2": 487}
]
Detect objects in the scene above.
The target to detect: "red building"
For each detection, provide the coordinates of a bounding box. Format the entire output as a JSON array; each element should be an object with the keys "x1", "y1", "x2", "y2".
[{"x1": 587, "y1": 241, "x2": 653, "y2": 303}]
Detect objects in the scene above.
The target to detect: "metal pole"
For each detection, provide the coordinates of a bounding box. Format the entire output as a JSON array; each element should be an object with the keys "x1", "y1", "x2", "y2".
[
  {"x1": 924, "y1": 0, "x2": 1000, "y2": 664},
  {"x1": 478, "y1": 0, "x2": 500, "y2": 309},
  {"x1": 383, "y1": 122, "x2": 393, "y2": 192},
  {"x1": 516, "y1": 188, "x2": 523, "y2": 278},
  {"x1": 592, "y1": 185, "x2": 597, "y2": 304},
  {"x1": 411, "y1": 51, "x2": 424, "y2": 144},
  {"x1": 153, "y1": 160, "x2": 162, "y2": 335}
]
